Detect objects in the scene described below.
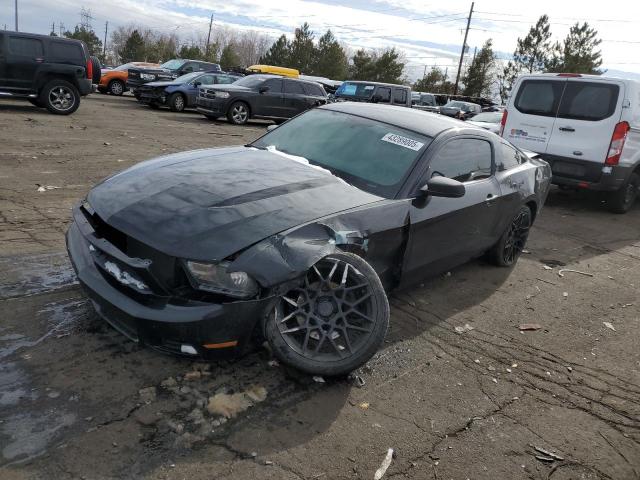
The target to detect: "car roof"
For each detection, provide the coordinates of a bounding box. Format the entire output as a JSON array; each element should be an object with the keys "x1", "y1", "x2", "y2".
[
  {"x1": 320, "y1": 102, "x2": 470, "y2": 137},
  {"x1": 341, "y1": 80, "x2": 409, "y2": 89},
  {"x1": 3, "y1": 31, "x2": 83, "y2": 45}
]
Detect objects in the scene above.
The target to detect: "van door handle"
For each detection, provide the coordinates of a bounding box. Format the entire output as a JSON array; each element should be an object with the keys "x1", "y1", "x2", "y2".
[
  {"x1": 559, "y1": 126, "x2": 575, "y2": 132},
  {"x1": 486, "y1": 193, "x2": 497, "y2": 205}
]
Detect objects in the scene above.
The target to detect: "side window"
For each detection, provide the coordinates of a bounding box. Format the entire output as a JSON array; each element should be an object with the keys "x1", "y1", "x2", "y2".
[
  {"x1": 393, "y1": 88, "x2": 407, "y2": 104},
  {"x1": 429, "y1": 139, "x2": 493, "y2": 183},
  {"x1": 8, "y1": 36, "x2": 43, "y2": 57},
  {"x1": 498, "y1": 142, "x2": 523, "y2": 171},
  {"x1": 181, "y1": 62, "x2": 194, "y2": 73},
  {"x1": 377, "y1": 87, "x2": 391, "y2": 103},
  {"x1": 197, "y1": 74, "x2": 214, "y2": 85},
  {"x1": 514, "y1": 80, "x2": 565, "y2": 117},
  {"x1": 558, "y1": 82, "x2": 619, "y2": 121},
  {"x1": 284, "y1": 80, "x2": 305, "y2": 94},
  {"x1": 216, "y1": 75, "x2": 236, "y2": 84},
  {"x1": 49, "y1": 41, "x2": 83, "y2": 64},
  {"x1": 302, "y1": 83, "x2": 324, "y2": 96},
  {"x1": 263, "y1": 78, "x2": 283, "y2": 93}
]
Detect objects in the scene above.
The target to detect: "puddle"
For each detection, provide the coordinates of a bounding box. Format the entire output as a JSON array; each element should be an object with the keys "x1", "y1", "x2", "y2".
[
  {"x1": 0, "y1": 252, "x2": 77, "y2": 300},
  {"x1": 0, "y1": 361, "x2": 38, "y2": 407}
]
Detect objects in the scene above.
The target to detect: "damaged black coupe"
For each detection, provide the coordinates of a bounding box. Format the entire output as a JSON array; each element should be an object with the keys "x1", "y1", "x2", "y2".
[{"x1": 66, "y1": 103, "x2": 551, "y2": 375}]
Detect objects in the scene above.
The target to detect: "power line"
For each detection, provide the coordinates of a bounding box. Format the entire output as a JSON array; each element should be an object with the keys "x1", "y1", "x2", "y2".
[{"x1": 475, "y1": 10, "x2": 640, "y2": 23}]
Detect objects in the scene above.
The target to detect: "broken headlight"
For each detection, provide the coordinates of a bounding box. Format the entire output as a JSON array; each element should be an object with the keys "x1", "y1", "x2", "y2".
[{"x1": 185, "y1": 261, "x2": 258, "y2": 299}]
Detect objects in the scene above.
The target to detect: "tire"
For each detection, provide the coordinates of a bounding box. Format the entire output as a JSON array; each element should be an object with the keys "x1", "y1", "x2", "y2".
[
  {"x1": 607, "y1": 173, "x2": 639, "y2": 214},
  {"x1": 28, "y1": 98, "x2": 44, "y2": 108},
  {"x1": 108, "y1": 79, "x2": 125, "y2": 96},
  {"x1": 90, "y1": 56, "x2": 101, "y2": 84},
  {"x1": 265, "y1": 252, "x2": 389, "y2": 376},
  {"x1": 227, "y1": 101, "x2": 250, "y2": 125},
  {"x1": 489, "y1": 206, "x2": 532, "y2": 267},
  {"x1": 168, "y1": 92, "x2": 185, "y2": 112},
  {"x1": 39, "y1": 79, "x2": 80, "y2": 115}
]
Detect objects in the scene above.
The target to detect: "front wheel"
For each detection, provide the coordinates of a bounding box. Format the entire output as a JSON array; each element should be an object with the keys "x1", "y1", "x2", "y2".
[
  {"x1": 607, "y1": 173, "x2": 639, "y2": 214},
  {"x1": 265, "y1": 252, "x2": 389, "y2": 376},
  {"x1": 168, "y1": 93, "x2": 185, "y2": 112},
  {"x1": 489, "y1": 206, "x2": 532, "y2": 267},
  {"x1": 109, "y1": 80, "x2": 125, "y2": 96},
  {"x1": 40, "y1": 79, "x2": 80, "y2": 115},
  {"x1": 227, "y1": 101, "x2": 250, "y2": 125}
]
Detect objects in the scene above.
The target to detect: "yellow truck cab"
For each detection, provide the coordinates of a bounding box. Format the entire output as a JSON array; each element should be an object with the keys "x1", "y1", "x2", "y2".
[{"x1": 247, "y1": 65, "x2": 299, "y2": 78}]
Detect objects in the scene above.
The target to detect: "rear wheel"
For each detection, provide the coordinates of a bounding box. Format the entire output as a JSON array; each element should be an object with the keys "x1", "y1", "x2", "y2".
[
  {"x1": 108, "y1": 79, "x2": 125, "y2": 96},
  {"x1": 227, "y1": 101, "x2": 250, "y2": 125},
  {"x1": 168, "y1": 93, "x2": 185, "y2": 112},
  {"x1": 265, "y1": 252, "x2": 389, "y2": 376},
  {"x1": 607, "y1": 173, "x2": 639, "y2": 214},
  {"x1": 489, "y1": 206, "x2": 532, "y2": 267},
  {"x1": 39, "y1": 79, "x2": 80, "y2": 115}
]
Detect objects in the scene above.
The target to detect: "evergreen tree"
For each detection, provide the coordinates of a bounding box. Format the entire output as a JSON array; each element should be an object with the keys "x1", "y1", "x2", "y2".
[
  {"x1": 546, "y1": 22, "x2": 603, "y2": 74},
  {"x1": 313, "y1": 30, "x2": 348, "y2": 79},
  {"x1": 413, "y1": 67, "x2": 453, "y2": 94},
  {"x1": 260, "y1": 35, "x2": 290, "y2": 66},
  {"x1": 462, "y1": 39, "x2": 496, "y2": 97},
  {"x1": 120, "y1": 30, "x2": 145, "y2": 63},
  {"x1": 349, "y1": 49, "x2": 375, "y2": 80},
  {"x1": 349, "y1": 48, "x2": 404, "y2": 83},
  {"x1": 288, "y1": 23, "x2": 315, "y2": 73},
  {"x1": 178, "y1": 45, "x2": 203, "y2": 60},
  {"x1": 220, "y1": 43, "x2": 240, "y2": 70},
  {"x1": 64, "y1": 26, "x2": 102, "y2": 56},
  {"x1": 514, "y1": 15, "x2": 552, "y2": 73},
  {"x1": 496, "y1": 61, "x2": 519, "y2": 104}
]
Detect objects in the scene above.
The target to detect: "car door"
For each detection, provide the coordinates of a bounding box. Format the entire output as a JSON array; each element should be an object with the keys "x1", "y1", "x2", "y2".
[
  {"x1": 253, "y1": 78, "x2": 284, "y2": 117},
  {"x1": 545, "y1": 79, "x2": 624, "y2": 172},
  {"x1": 503, "y1": 77, "x2": 566, "y2": 154},
  {"x1": 402, "y1": 136, "x2": 502, "y2": 283},
  {"x1": 283, "y1": 79, "x2": 308, "y2": 117},
  {"x1": 392, "y1": 87, "x2": 407, "y2": 107},
  {"x1": 4, "y1": 35, "x2": 45, "y2": 91},
  {"x1": 188, "y1": 74, "x2": 214, "y2": 106}
]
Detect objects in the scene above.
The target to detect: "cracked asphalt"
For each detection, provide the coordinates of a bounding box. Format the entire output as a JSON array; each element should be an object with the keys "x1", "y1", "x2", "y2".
[{"x1": 1, "y1": 95, "x2": 639, "y2": 480}]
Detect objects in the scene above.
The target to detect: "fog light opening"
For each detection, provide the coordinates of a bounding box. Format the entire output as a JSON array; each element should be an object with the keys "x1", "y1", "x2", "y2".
[{"x1": 180, "y1": 344, "x2": 198, "y2": 355}]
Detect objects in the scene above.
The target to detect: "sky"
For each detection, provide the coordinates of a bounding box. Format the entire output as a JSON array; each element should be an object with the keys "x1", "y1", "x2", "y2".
[{"x1": 3, "y1": 0, "x2": 640, "y2": 81}]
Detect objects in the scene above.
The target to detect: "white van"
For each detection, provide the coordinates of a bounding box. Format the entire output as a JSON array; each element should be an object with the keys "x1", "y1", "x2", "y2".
[{"x1": 501, "y1": 73, "x2": 640, "y2": 213}]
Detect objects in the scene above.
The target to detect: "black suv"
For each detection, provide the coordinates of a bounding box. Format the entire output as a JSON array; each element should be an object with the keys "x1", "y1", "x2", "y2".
[
  {"x1": 196, "y1": 75, "x2": 327, "y2": 125},
  {"x1": 0, "y1": 31, "x2": 93, "y2": 114},
  {"x1": 127, "y1": 59, "x2": 221, "y2": 96}
]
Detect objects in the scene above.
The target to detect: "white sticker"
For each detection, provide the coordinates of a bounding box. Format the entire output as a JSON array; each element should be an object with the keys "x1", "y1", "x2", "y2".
[
  {"x1": 381, "y1": 133, "x2": 424, "y2": 151},
  {"x1": 364, "y1": 85, "x2": 375, "y2": 90}
]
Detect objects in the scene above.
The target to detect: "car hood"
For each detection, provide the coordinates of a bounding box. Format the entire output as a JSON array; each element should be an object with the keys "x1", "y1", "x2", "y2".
[
  {"x1": 468, "y1": 121, "x2": 499, "y2": 131},
  {"x1": 87, "y1": 146, "x2": 383, "y2": 262}
]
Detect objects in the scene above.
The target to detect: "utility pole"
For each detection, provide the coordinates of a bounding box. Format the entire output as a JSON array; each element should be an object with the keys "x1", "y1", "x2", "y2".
[
  {"x1": 52, "y1": 22, "x2": 55, "y2": 35},
  {"x1": 103, "y1": 21, "x2": 108, "y2": 57},
  {"x1": 205, "y1": 13, "x2": 213, "y2": 59},
  {"x1": 59, "y1": 22, "x2": 65, "y2": 36},
  {"x1": 453, "y1": 1, "x2": 474, "y2": 95},
  {"x1": 15, "y1": 0, "x2": 18, "y2": 31}
]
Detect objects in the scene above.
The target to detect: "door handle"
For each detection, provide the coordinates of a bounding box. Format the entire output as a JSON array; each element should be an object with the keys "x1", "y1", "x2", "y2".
[
  {"x1": 559, "y1": 126, "x2": 575, "y2": 132},
  {"x1": 485, "y1": 193, "x2": 497, "y2": 205},
  {"x1": 34, "y1": 57, "x2": 44, "y2": 63}
]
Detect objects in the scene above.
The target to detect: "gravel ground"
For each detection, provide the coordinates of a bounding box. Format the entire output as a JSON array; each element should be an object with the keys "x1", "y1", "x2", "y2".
[{"x1": 1, "y1": 95, "x2": 639, "y2": 480}]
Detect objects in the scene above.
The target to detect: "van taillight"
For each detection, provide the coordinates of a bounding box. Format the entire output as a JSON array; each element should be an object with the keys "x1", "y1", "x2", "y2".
[
  {"x1": 605, "y1": 121, "x2": 630, "y2": 166},
  {"x1": 499, "y1": 110, "x2": 508, "y2": 137},
  {"x1": 86, "y1": 58, "x2": 93, "y2": 80}
]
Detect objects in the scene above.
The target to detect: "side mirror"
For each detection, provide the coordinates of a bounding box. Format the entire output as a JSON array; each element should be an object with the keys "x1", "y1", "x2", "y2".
[
  {"x1": 193, "y1": 81, "x2": 201, "y2": 87},
  {"x1": 266, "y1": 124, "x2": 278, "y2": 132},
  {"x1": 259, "y1": 86, "x2": 270, "y2": 94},
  {"x1": 420, "y1": 176, "x2": 466, "y2": 198}
]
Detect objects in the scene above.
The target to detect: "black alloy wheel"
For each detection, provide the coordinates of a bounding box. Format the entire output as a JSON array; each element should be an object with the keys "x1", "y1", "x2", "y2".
[
  {"x1": 227, "y1": 101, "x2": 249, "y2": 125},
  {"x1": 168, "y1": 93, "x2": 186, "y2": 112},
  {"x1": 266, "y1": 252, "x2": 389, "y2": 376},
  {"x1": 40, "y1": 79, "x2": 80, "y2": 115},
  {"x1": 608, "y1": 173, "x2": 639, "y2": 214},
  {"x1": 490, "y1": 206, "x2": 532, "y2": 267}
]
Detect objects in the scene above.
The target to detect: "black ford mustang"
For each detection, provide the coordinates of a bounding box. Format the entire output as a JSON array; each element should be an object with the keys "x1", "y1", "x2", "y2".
[{"x1": 66, "y1": 103, "x2": 551, "y2": 375}]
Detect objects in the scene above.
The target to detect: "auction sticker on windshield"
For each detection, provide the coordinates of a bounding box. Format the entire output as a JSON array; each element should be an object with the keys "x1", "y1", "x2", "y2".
[{"x1": 381, "y1": 133, "x2": 424, "y2": 151}]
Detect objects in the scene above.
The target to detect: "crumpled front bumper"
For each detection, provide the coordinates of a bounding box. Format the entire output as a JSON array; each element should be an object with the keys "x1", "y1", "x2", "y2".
[{"x1": 65, "y1": 212, "x2": 275, "y2": 359}]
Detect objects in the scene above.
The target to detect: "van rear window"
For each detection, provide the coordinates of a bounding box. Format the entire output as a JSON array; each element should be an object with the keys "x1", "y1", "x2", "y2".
[
  {"x1": 557, "y1": 82, "x2": 619, "y2": 121},
  {"x1": 514, "y1": 80, "x2": 564, "y2": 117}
]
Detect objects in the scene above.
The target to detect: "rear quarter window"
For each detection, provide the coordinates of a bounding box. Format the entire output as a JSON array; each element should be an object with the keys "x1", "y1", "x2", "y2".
[
  {"x1": 393, "y1": 88, "x2": 407, "y2": 104},
  {"x1": 558, "y1": 82, "x2": 620, "y2": 121},
  {"x1": 8, "y1": 36, "x2": 43, "y2": 57},
  {"x1": 514, "y1": 79, "x2": 565, "y2": 117},
  {"x1": 302, "y1": 83, "x2": 325, "y2": 96},
  {"x1": 49, "y1": 41, "x2": 84, "y2": 64}
]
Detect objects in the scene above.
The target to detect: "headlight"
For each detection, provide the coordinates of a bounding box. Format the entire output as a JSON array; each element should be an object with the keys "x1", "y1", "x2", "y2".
[
  {"x1": 141, "y1": 73, "x2": 155, "y2": 80},
  {"x1": 215, "y1": 91, "x2": 230, "y2": 98},
  {"x1": 185, "y1": 261, "x2": 258, "y2": 299}
]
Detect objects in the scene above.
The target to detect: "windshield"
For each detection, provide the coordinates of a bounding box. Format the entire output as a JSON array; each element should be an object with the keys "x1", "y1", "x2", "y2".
[
  {"x1": 234, "y1": 76, "x2": 268, "y2": 88},
  {"x1": 159, "y1": 59, "x2": 186, "y2": 70},
  {"x1": 471, "y1": 112, "x2": 502, "y2": 123},
  {"x1": 174, "y1": 72, "x2": 202, "y2": 83},
  {"x1": 335, "y1": 82, "x2": 376, "y2": 99},
  {"x1": 252, "y1": 109, "x2": 432, "y2": 197},
  {"x1": 114, "y1": 63, "x2": 132, "y2": 71},
  {"x1": 444, "y1": 101, "x2": 466, "y2": 109}
]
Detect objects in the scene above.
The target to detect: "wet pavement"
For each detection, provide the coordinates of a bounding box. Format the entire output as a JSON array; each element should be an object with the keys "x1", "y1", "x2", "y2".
[{"x1": 0, "y1": 96, "x2": 639, "y2": 479}]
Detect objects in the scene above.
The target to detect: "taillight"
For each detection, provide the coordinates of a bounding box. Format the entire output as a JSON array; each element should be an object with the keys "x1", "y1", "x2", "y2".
[
  {"x1": 86, "y1": 58, "x2": 93, "y2": 80},
  {"x1": 499, "y1": 109, "x2": 508, "y2": 137},
  {"x1": 605, "y1": 121, "x2": 630, "y2": 166}
]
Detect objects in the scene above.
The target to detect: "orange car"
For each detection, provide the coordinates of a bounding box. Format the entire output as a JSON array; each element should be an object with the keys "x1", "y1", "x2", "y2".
[{"x1": 98, "y1": 62, "x2": 158, "y2": 96}]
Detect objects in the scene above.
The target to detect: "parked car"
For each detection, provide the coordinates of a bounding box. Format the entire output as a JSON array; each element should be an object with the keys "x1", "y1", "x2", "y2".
[
  {"x1": 299, "y1": 75, "x2": 342, "y2": 94},
  {"x1": 196, "y1": 74, "x2": 327, "y2": 124},
  {"x1": 98, "y1": 62, "x2": 158, "y2": 96},
  {"x1": 127, "y1": 59, "x2": 221, "y2": 96},
  {"x1": 0, "y1": 31, "x2": 93, "y2": 114},
  {"x1": 247, "y1": 65, "x2": 299, "y2": 78},
  {"x1": 334, "y1": 81, "x2": 411, "y2": 107},
  {"x1": 66, "y1": 102, "x2": 551, "y2": 376},
  {"x1": 137, "y1": 71, "x2": 240, "y2": 112},
  {"x1": 412, "y1": 93, "x2": 440, "y2": 113},
  {"x1": 503, "y1": 73, "x2": 640, "y2": 213},
  {"x1": 440, "y1": 100, "x2": 482, "y2": 120},
  {"x1": 467, "y1": 111, "x2": 503, "y2": 134}
]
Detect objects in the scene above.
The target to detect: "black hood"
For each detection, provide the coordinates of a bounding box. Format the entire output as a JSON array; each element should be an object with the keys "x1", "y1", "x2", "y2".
[{"x1": 87, "y1": 147, "x2": 382, "y2": 262}]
